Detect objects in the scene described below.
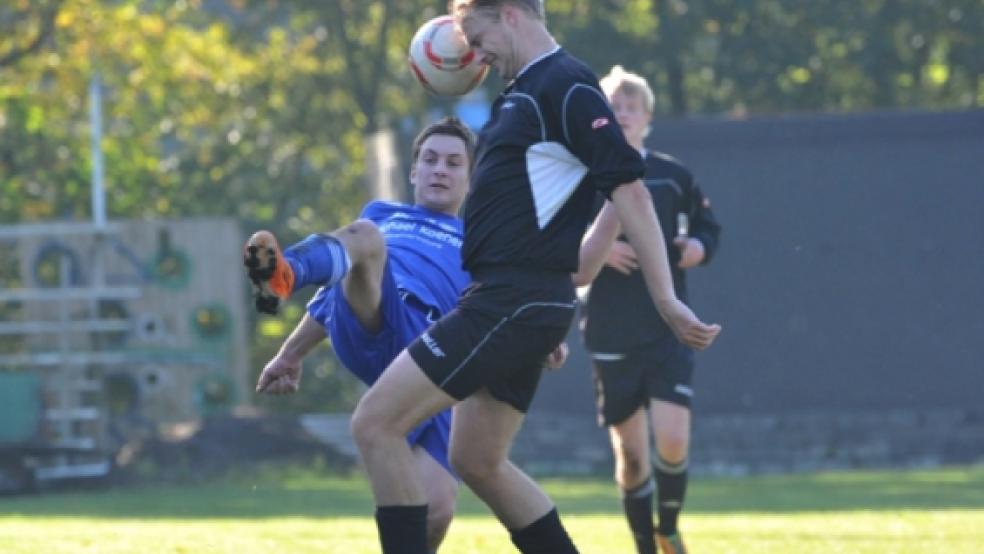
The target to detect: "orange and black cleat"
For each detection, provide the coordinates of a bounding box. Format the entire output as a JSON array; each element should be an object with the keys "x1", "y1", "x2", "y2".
[
  {"x1": 243, "y1": 230, "x2": 295, "y2": 315},
  {"x1": 656, "y1": 533, "x2": 688, "y2": 554}
]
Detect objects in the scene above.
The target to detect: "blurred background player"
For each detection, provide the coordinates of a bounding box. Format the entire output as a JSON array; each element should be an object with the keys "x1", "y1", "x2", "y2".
[
  {"x1": 243, "y1": 117, "x2": 475, "y2": 552},
  {"x1": 578, "y1": 66, "x2": 722, "y2": 554}
]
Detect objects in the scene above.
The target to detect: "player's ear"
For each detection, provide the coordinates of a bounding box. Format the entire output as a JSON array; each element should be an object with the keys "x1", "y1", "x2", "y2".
[{"x1": 409, "y1": 162, "x2": 417, "y2": 186}]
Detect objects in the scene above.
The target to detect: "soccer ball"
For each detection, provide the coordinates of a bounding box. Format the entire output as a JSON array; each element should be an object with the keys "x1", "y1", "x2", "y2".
[{"x1": 408, "y1": 15, "x2": 489, "y2": 97}]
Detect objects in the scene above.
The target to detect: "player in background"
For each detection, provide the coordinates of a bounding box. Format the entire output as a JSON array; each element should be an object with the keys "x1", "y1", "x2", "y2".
[
  {"x1": 244, "y1": 117, "x2": 475, "y2": 552},
  {"x1": 575, "y1": 66, "x2": 722, "y2": 554},
  {"x1": 347, "y1": 2, "x2": 722, "y2": 553}
]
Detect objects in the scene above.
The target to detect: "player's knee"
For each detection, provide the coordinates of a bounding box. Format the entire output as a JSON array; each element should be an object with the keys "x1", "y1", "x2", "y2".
[
  {"x1": 449, "y1": 448, "x2": 498, "y2": 487},
  {"x1": 349, "y1": 403, "x2": 371, "y2": 448},
  {"x1": 350, "y1": 397, "x2": 387, "y2": 450},
  {"x1": 614, "y1": 446, "x2": 649, "y2": 485},
  {"x1": 340, "y1": 219, "x2": 385, "y2": 262},
  {"x1": 655, "y1": 431, "x2": 690, "y2": 464}
]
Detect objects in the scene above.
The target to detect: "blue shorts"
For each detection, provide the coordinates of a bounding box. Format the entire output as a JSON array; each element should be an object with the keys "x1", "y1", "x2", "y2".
[{"x1": 307, "y1": 261, "x2": 453, "y2": 476}]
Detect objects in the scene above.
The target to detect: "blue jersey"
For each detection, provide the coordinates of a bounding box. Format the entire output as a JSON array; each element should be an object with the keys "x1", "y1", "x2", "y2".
[
  {"x1": 303, "y1": 201, "x2": 466, "y2": 477},
  {"x1": 364, "y1": 201, "x2": 469, "y2": 313}
]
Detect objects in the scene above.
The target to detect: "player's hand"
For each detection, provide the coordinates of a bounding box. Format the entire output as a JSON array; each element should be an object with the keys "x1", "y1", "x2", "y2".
[
  {"x1": 659, "y1": 298, "x2": 721, "y2": 351},
  {"x1": 674, "y1": 236, "x2": 705, "y2": 269},
  {"x1": 605, "y1": 240, "x2": 638, "y2": 274},
  {"x1": 544, "y1": 342, "x2": 569, "y2": 370},
  {"x1": 256, "y1": 353, "x2": 303, "y2": 395}
]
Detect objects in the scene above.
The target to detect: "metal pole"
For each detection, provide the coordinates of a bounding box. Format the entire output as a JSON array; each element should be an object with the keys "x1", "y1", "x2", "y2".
[{"x1": 89, "y1": 73, "x2": 106, "y2": 229}]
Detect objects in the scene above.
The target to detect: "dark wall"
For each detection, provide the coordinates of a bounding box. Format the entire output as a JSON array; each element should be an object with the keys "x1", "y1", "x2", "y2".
[{"x1": 533, "y1": 109, "x2": 984, "y2": 417}]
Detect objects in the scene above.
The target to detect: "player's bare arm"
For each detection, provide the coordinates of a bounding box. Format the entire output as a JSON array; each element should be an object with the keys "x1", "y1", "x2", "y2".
[
  {"x1": 573, "y1": 200, "x2": 622, "y2": 287},
  {"x1": 611, "y1": 181, "x2": 721, "y2": 350},
  {"x1": 256, "y1": 313, "x2": 326, "y2": 394},
  {"x1": 604, "y1": 240, "x2": 639, "y2": 275}
]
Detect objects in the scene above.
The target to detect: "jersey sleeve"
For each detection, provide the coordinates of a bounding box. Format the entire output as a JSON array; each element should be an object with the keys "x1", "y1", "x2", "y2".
[
  {"x1": 359, "y1": 201, "x2": 386, "y2": 220},
  {"x1": 687, "y1": 183, "x2": 722, "y2": 264},
  {"x1": 560, "y1": 83, "x2": 645, "y2": 199}
]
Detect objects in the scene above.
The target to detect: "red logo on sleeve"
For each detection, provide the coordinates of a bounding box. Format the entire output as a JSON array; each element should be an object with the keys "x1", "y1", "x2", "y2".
[{"x1": 591, "y1": 117, "x2": 610, "y2": 129}]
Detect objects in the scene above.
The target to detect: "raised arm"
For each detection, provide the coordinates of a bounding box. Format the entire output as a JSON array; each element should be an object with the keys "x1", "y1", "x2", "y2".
[{"x1": 610, "y1": 180, "x2": 721, "y2": 350}]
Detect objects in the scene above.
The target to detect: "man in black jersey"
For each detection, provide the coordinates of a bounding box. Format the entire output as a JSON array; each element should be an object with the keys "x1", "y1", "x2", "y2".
[
  {"x1": 576, "y1": 66, "x2": 722, "y2": 554},
  {"x1": 349, "y1": 2, "x2": 721, "y2": 553}
]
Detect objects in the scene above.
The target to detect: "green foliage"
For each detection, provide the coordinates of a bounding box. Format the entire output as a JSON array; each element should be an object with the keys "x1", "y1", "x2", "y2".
[
  {"x1": 1, "y1": 0, "x2": 443, "y2": 412},
  {"x1": 2, "y1": 0, "x2": 983, "y2": 412},
  {"x1": 4, "y1": 0, "x2": 982, "y2": 224},
  {"x1": 547, "y1": 0, "x2": 984, "y2": 116}
]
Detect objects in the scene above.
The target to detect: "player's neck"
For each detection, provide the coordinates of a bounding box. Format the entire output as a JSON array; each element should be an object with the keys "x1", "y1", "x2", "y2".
[
  {"x1": 516, "y1": 28, "x2": 557, "y2": 73},
  {"x1": 416, "y1": 203, "x2": 459, "y2": 218}
]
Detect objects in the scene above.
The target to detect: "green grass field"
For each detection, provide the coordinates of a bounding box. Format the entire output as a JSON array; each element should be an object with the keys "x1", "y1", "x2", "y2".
[{"x1": 1, "y1": 464, "x2": 982, "y2": 553}]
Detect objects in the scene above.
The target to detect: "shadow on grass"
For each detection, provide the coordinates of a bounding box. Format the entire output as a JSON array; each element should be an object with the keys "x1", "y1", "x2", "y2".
[
  {"x1": 540, "y1": 465, "x2": 984, "y2": 515},
  {"x1": 1, "y1": 465, "x2": 982, "y2": 519}
]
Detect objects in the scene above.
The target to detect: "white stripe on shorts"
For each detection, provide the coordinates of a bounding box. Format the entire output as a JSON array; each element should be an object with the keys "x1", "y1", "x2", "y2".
[{"x1": 438, "y1": 301, "x2": 576, "y2": 389}]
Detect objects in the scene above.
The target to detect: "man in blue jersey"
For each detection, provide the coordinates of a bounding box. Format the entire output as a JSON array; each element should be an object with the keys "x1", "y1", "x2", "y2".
[
  {"x1": 244, "y1": 117, "x2": 474, "y2": 551},
  {"x1": 347, "y1": 2, "x2": 721, "y2": 553}
]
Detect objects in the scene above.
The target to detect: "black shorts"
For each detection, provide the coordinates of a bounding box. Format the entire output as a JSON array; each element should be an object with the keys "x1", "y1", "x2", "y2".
[
  {"x1": 591, "y1": 336, "x2": 695, "y2": 426},
  {"x1": 408, "y1": 267, "x2": 576, "y2": 413}
]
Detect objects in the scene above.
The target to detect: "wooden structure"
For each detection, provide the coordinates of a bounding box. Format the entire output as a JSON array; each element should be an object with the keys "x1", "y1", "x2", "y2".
[{"x1": 0, "y1": 218, "x2": 248, "y2": 487}]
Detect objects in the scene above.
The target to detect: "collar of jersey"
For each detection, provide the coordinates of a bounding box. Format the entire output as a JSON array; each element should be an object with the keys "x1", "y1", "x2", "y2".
[
  {"x1": 413, "y1": 203, "x2": 461, "y2": 223},
  {"x1": 510, "y1": 45, "x2": 562, "y2": 85}
]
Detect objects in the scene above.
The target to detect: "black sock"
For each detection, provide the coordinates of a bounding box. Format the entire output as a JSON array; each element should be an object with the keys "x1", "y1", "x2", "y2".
[
  {"x1": 621, "y1": 476, "x2": 657, "y2": 554},
  {"x1": 375, "y1": 504, "x2": 428, "y2": 554},
  {"x1": 509, "y1": 507, "x2": 579, "y2": 554},
  {"x1": 654, "y1": 456, "x2": 688, "y2": 536}
]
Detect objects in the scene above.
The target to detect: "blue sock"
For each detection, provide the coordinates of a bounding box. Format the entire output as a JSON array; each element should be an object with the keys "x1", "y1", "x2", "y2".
[{"x1": 283, "y1": 233, "x2": 352, "y2": 292}]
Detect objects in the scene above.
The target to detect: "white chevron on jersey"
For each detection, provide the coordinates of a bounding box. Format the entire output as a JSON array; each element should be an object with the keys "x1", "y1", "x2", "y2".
[{"x1": 526, "y1": 141, "x2": 588, "y2": 229}]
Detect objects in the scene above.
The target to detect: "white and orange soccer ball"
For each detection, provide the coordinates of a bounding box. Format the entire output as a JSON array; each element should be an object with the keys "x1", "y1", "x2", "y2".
[{"x1": 408, "y1": 15, "x2": 489, "y2": 97}]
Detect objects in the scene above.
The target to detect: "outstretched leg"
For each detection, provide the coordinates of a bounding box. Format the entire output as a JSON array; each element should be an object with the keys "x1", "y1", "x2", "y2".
[{"x1": 243, "y1": 219, "x2": 386, "y2": 323}]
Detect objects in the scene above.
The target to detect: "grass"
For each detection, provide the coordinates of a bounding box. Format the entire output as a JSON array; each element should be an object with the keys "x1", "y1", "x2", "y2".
[{"x1": 1, "y1": 464, "x2": 982, "y2": 553}]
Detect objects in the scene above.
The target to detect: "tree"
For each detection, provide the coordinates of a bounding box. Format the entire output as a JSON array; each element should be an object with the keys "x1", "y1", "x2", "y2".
[
  {"x1": 0, "y1": 0, "x2": 461, "y2": 413},
  {"x1": 545, "y1": 0, "x2": 984, "y2": 116},
  {"x1": 2, "y1": 0, "x2": 982, "y2": 411},
  {"x1": 0, "y1": 0, "x2": 63, "y2": 68}
]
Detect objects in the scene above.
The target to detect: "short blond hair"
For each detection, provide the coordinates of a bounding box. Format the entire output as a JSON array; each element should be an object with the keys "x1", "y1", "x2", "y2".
[
  {"x1": 449, "y1": 0, "x2": 545, "y2": 20},
  {"x1": 599, "y1": 65, "x2": 655, "y2": 114}
]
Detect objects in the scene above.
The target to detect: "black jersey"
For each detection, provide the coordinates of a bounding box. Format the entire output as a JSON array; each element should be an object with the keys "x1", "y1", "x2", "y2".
[
  {"x1": 461, "y1": 48, "x2": 646, "y2": 273},
  {"x1": 582, "y1": 151, "x2": 721, "y2": 352}
]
